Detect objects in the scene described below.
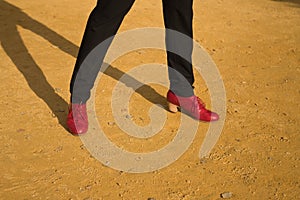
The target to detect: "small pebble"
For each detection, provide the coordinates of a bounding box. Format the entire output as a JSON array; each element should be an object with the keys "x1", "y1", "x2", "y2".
[
  {"x1": 221, "y1": 192, "x2": 232, "y2": 199},
  {"x1": 125, "y1": 114, "x2": 132, "y2": 119},
  {"x1": 135, "y1": 156, "x2": 142, "y2": 161},
  {"x1": 199, "y1": 158, "x2": 207, "y2": 164},
  {"x1": 280, "y1": 136, "x2": 288, "y2": 142},
  {"x1": 108, "y1": 122, "x2": 115, "y2": 126},
  {"x1": 17, "y1": 128, "x2": 25, "y2": 133},
  {"x1": 54, "y1": 146, "x2": 63, "y2": 152},
  {"x1": 54, "y1": 88, "x2": 62, "y2": 93},
  {"x1": 147, "y1": 198, "x2": 156, "y2": 200}
]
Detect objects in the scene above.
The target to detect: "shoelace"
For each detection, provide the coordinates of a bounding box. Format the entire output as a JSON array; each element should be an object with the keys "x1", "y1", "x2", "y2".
[
  {"x1": 73, "y1": 105, "x2": 87, "y2": 122},
  {"x1": 191, "y1": 96, "x2": 206, "y2": 113}
]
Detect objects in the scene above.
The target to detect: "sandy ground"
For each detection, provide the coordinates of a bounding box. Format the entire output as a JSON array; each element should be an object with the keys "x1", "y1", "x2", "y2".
[{"x1": 0, "y1": 0, "x2": 299, "y2": 199}]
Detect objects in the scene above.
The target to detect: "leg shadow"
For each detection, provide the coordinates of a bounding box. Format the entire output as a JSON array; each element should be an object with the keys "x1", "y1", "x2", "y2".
[
  {"x1": 103, "y1": 65, "x2": 167, "y2": 106},
  {"x1": 271, "y1": 0, "x2": 300, "y2": 7},
  {"x1": 0, "y1": 0, "x2": 78, "y2": 130},
  {"x1": 0, "y1": 0, "x2": 167, "y2": 132},
  {"x1": 1, "y1": 26, "x2": 69, "y2": 130}
]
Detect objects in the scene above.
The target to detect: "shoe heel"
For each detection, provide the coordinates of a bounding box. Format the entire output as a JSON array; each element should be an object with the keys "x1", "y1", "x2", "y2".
[{"x1": 168, "y1": 102, "x2": 178, "y2": 113}]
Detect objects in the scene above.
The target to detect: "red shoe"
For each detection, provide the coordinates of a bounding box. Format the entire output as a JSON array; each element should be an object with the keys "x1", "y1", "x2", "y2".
[
  {"x1": 167, "y1": 90, "x2": 219, "y2": 122},
  {"x1": 67, "y1": 103, "x2": 88, "y2": 134}
]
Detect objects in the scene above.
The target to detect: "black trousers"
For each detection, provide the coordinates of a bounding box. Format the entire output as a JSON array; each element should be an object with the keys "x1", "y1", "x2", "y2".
[{"x1": 70, "y1": 0, "x2": 195, "y2": 103}]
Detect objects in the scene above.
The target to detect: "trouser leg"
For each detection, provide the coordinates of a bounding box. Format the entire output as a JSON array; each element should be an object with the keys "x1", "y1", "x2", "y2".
[
  {"x1": 70, "y1": 0, "x2": 135, "y2": 103},
  {"x1": 162, "y1": 0, "x2": 194, "y2": 97}
]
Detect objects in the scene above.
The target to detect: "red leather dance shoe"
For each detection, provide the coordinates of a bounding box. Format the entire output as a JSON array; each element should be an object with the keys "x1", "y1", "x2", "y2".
[
  {"x1": 67, "y1": 103, "x2": 88, "y2": 135},
  {"x1": 167, "y1": 90, "x2": 219, "y2": 122}
]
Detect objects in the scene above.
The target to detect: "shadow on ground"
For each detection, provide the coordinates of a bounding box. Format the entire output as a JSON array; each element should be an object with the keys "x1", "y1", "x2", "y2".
[
  {"x1": 272, "y1": 0, "x2": 300, "y2": 7},
  {"x1": 0, "y1": 0, "x2": 166, "y2": 133}
]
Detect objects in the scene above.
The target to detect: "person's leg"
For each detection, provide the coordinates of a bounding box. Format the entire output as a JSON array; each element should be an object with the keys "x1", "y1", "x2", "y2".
[
  {"x1": 163, "y1": 0, "x2": 219, "y2": 122},
  {"x1": 67, "y1": 0, "x2": 135, "y2": 134},
  {"x1": 70, "y1": 0, "x2": 135, "y2": 103},
  {"x1": 162, "y1": 0, "x2": 194, "y2": 97}
]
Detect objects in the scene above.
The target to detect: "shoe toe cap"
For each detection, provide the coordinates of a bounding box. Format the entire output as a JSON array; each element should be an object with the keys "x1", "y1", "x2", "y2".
[{"x1": 210, "y1": 112, "x2": 219, "y2": 121}]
